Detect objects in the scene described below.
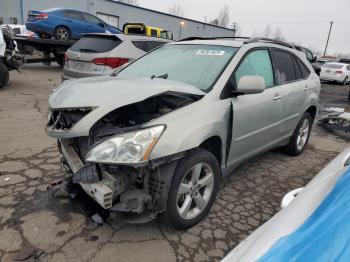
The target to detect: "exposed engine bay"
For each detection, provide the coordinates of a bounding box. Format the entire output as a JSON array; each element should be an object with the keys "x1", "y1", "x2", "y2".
[{"x1": 56, "y1": 92, "x2": 201, "y2": 223}]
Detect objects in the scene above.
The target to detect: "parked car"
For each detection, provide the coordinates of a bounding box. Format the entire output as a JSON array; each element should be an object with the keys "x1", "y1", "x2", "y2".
[
  {"x1": 62, "y1": 33, "x2": 172, "y2": 80},
  {"x1": 26, "y1": 8, "x2": 121, "y2": 41},
  {"x1": 47, "y1": 38, "x2": 320, "y2": 229},
  {"x1": 222, "y1": 146, "x2": 350, "y2": 262},
  {"x1": 123, "y1": 23, "x2": 174, "y2": 40},
  {"x1": 320, "y1": 62, "x2": 350, "y2": 85}
]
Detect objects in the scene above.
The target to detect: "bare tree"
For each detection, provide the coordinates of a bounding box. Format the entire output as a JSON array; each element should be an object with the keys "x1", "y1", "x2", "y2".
[
  {"x1": 119, "y1": 0, "x2": 139, "y2": 6},
  {"x1": 209, "y1": 18, "x2": 219, "y2": 26},
  {"x1": 274, "y1": 27, "x2": 285, "y2": 41},
  {"x1": 168, "y1": 3, "x2": 185, "y2": 17},
  {"x1": 263, "y1": 24, "x2": 272, "y2": 38},
  {"x1": 218, "y1": 5, "x2": 230, "y2": 27}
]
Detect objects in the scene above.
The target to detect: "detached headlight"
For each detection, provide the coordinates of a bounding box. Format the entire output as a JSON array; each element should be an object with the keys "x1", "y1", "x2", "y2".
[{"x1": 85, "y1": 125, "x2": 165, "y2": 165}]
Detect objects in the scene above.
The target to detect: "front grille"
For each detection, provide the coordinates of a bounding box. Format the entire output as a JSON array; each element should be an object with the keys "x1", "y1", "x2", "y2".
[{"x1": 47, "y1": 108, "x2": 91, "y2": 131}]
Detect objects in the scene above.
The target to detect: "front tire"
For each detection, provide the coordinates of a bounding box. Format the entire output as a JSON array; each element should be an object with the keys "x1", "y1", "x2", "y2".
[
  {"x1": 164, "y1": 148, "x2": 220, "y2": 229},
  {"x1": 0, "y1": 62, "x2": 9, "y2": 89},
  {"x1": 284, "y1": 112, "x2": 312, "y2": 156}
]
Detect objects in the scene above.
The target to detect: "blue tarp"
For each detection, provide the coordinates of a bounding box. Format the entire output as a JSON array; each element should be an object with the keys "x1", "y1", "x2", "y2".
[{"x1": 259, "y1": 166, "x2": 350, "y2": 262}]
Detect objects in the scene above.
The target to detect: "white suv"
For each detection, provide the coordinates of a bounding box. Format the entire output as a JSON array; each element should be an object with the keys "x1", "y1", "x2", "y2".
[{"x1": 62, "y1": 33, "x2": 172, "y2": 80}]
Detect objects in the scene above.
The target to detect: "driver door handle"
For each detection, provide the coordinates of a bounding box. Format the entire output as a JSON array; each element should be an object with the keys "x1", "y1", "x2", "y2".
[
  {"x1": 304, "y1": 85, "x2": 311, "y2": 92},
  {"x1": 273, "y1": 94, "x2": 282, "y2": 101}
]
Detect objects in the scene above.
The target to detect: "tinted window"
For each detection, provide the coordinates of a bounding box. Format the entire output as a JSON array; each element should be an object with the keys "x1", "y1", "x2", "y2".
[
  {"x1": 83, "y1": 13, "x2": 103, "y2": 25},
  {"x1": 70, "y1": 36, "x2": 121, "y2": 53},
  {"x1": 151, "y1": 29, "x2": 157, "y2": 37},
  {"x1": 118, "y1": 45, "x2": 238, "y2": 92},
  {"x1": 347, "y1": 65, "x2": 350, "y2": 71},
  {"x1": 235, "y1": 50, "x2": 274, "y2": 88},
  {"x1": 0, "y1": 17, "x2": 3, "y2": 25},
  {"x1": 132, "y1": 41, "x2": 166, "y2": 52},
  {"x1": 292, "y1": 57, "x2": 303, "y2": 80},
  {"x1": 296, "y1": 59, "x2": 310, "y2": 78},
  {"x1": 306, "y1": 50, "x2": 314, "y2": 62},
  {"x1": 65, "y1": 12, "x2": 84, "y2": 21},
  {"x1": 271, "y1": 50, "x2": 296, "y2": 84}
]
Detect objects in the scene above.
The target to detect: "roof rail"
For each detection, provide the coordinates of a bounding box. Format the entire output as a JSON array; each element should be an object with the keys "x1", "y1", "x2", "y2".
[
  {"x1": 178, "y1": 36, "x2": 295, "y2": 49},
  {"x1": 178, "y1": 36, "x2": 250, "y2": 42},
  {"x1": 244, "y1": 37, "x2": 295, "y2": 49}
]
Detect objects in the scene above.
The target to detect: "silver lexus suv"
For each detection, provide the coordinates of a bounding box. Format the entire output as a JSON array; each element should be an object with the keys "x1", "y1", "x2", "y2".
[{"x1": 47, "y1": 37, "x2": 320, "y2": 229}]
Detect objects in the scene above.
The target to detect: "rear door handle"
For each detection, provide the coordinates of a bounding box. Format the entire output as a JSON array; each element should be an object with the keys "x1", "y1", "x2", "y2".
[{"x1": 273, "y1": 94, "x2": 282, "y2": 101}]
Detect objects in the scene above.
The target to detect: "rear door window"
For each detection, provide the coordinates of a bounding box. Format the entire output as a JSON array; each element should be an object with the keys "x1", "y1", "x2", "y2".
[
  {"x1": 235, "y1": 49, "x2": 274, "y2": 88},
  {"x1": 132, "y1": 41, "x2": 165, "y2": 52},
  {"x1": 292, "y1": 57, "x2": 303, "y2": 80},
  {"x1": 271, "y1": 50, "x2": 296, "y2": 84},
  {"x1": 65, "y1": 11, "x2": 84, "y2": 21},
  {"x1": 296, "y1": 59, "x2": 310, "y2": 79},
  {"x1": 70, "y1": 36, "x2": 121, "y2": 53}
]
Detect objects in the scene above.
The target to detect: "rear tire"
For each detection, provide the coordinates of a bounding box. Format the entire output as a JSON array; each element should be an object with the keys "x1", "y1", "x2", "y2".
[
  {"x1": 54, "y1": 26, "x2": 71, "y2": 41},
  {"x1": 284, "y1": 113, "x2": 312, "y2": 156},
  {"x1": 0, "y1": 62, "x2": 9, "y2": 89},
  {"x1": 342, "y1": 77, "x2": 348, "y2": 86},
  {"x1": 164, "y1": 148, "x2": 220, "y2": 229}
]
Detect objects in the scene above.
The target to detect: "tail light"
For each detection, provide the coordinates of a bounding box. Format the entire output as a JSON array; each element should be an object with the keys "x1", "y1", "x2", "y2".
[
  {"x1": 92, "y1": 57, "x2": 129, "y2": 68},
  {"x1": 64, "y1": 52, "x2": 69, "y2": 61},
  {"x1": 36, "y1": 13, "x2": 49, "y2": 19},
  {"x1": 335, "y1": 70, "x2": 343, "y2": 74}
]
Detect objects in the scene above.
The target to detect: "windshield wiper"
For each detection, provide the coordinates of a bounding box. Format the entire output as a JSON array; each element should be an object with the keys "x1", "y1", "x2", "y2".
[{"x1": 151, "y1": 73, "x2": 168, "y2": 80}]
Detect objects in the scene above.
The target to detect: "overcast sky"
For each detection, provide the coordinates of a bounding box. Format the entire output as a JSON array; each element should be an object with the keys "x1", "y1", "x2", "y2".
[{"x1": 139, "y1": 0, "x2": 350, "y2": 55}]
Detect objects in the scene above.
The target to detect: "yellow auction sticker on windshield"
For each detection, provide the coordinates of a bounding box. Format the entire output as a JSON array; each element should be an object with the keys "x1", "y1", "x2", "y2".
[{"x1": 196, "y1": 50, "x2": 225, "y2": 56}]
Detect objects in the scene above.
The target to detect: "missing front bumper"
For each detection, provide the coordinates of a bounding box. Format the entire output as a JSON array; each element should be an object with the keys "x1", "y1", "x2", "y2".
[{"x1": 59, "y1": 139, "x2": 113, "y2": 209}]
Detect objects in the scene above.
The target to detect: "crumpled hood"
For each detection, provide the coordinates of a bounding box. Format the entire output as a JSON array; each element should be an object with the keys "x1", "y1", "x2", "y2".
[{"x1": 47, "y1": 76, "x2": 205, "y2": 138}]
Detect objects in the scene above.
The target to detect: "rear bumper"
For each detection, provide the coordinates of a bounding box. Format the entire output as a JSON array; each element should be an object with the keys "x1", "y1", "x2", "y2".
[
  {"x1": 25, "y1": 22, "x2": 54, "y2": 36},
  {"x1": 320, "y1": 73, "x2": 344, "y2": 82},
  {"x1": 62, "y1": 68, "x2": 110, "y2": 81}
]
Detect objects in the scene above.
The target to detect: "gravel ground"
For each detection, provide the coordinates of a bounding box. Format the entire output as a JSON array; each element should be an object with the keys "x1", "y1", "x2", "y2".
[{"x1": 0, "y1": 64, "x2": 349, "y2": 262}]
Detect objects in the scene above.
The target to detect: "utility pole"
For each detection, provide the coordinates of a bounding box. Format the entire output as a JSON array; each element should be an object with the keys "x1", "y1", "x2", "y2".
[{"x1": 323, "y1": 21, "x2": 334, "y2": 57}]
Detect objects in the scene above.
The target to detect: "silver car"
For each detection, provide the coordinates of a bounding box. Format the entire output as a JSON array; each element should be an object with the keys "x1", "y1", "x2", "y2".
[
  {"x1": 62, "y1": 33, "x2": 172, "y2": 80},
  {"x1": 47, "y1": 38, "x2": 320, "y2": 229}
]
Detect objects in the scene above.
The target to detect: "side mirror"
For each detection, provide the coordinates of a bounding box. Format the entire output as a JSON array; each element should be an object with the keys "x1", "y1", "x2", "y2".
[
  {"x1": 236, "y1": 76, "x2": 265, "y2": 95},
  {"x1": 311, "y1": 56, "x2": 317, "y2": 63}
]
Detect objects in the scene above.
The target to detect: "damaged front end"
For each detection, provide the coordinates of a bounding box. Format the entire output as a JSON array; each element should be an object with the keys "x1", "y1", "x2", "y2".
[{"x1": 48, "y1": 87, "x2": 202, "y2": 223}]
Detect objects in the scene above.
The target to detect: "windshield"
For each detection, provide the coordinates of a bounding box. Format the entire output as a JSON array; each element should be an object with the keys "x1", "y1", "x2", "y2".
[{"x1": 117, "y1": 44, "x2": 238, "y2": 92}]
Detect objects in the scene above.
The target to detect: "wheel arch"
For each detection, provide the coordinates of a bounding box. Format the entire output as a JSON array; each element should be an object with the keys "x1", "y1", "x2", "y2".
[
  {"x1": 305, "y1": 105, "x2": 317, "y2": 123},
  {"x1": 54, "y1": 25, "x2": 71, "y2": 36},
  {"x1": 199, "y1": 136, "x2": 223, "y2": 168}
]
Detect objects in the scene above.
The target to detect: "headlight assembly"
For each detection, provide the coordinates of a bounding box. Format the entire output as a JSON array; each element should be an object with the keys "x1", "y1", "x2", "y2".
[{"x1": 85, "y1": 125, "x2": 165, "y2": 165}]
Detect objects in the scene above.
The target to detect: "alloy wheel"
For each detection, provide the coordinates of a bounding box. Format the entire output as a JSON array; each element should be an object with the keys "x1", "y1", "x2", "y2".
[
  {"x1": 56, "y1": 28, "x2": 69, "y2": 40},
  {"x1": 176, "y1": 162, "x2": 214, "y2": 220},
  {"x1": 296, "y1": 118, "x2": 310, "y2": 151}
]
